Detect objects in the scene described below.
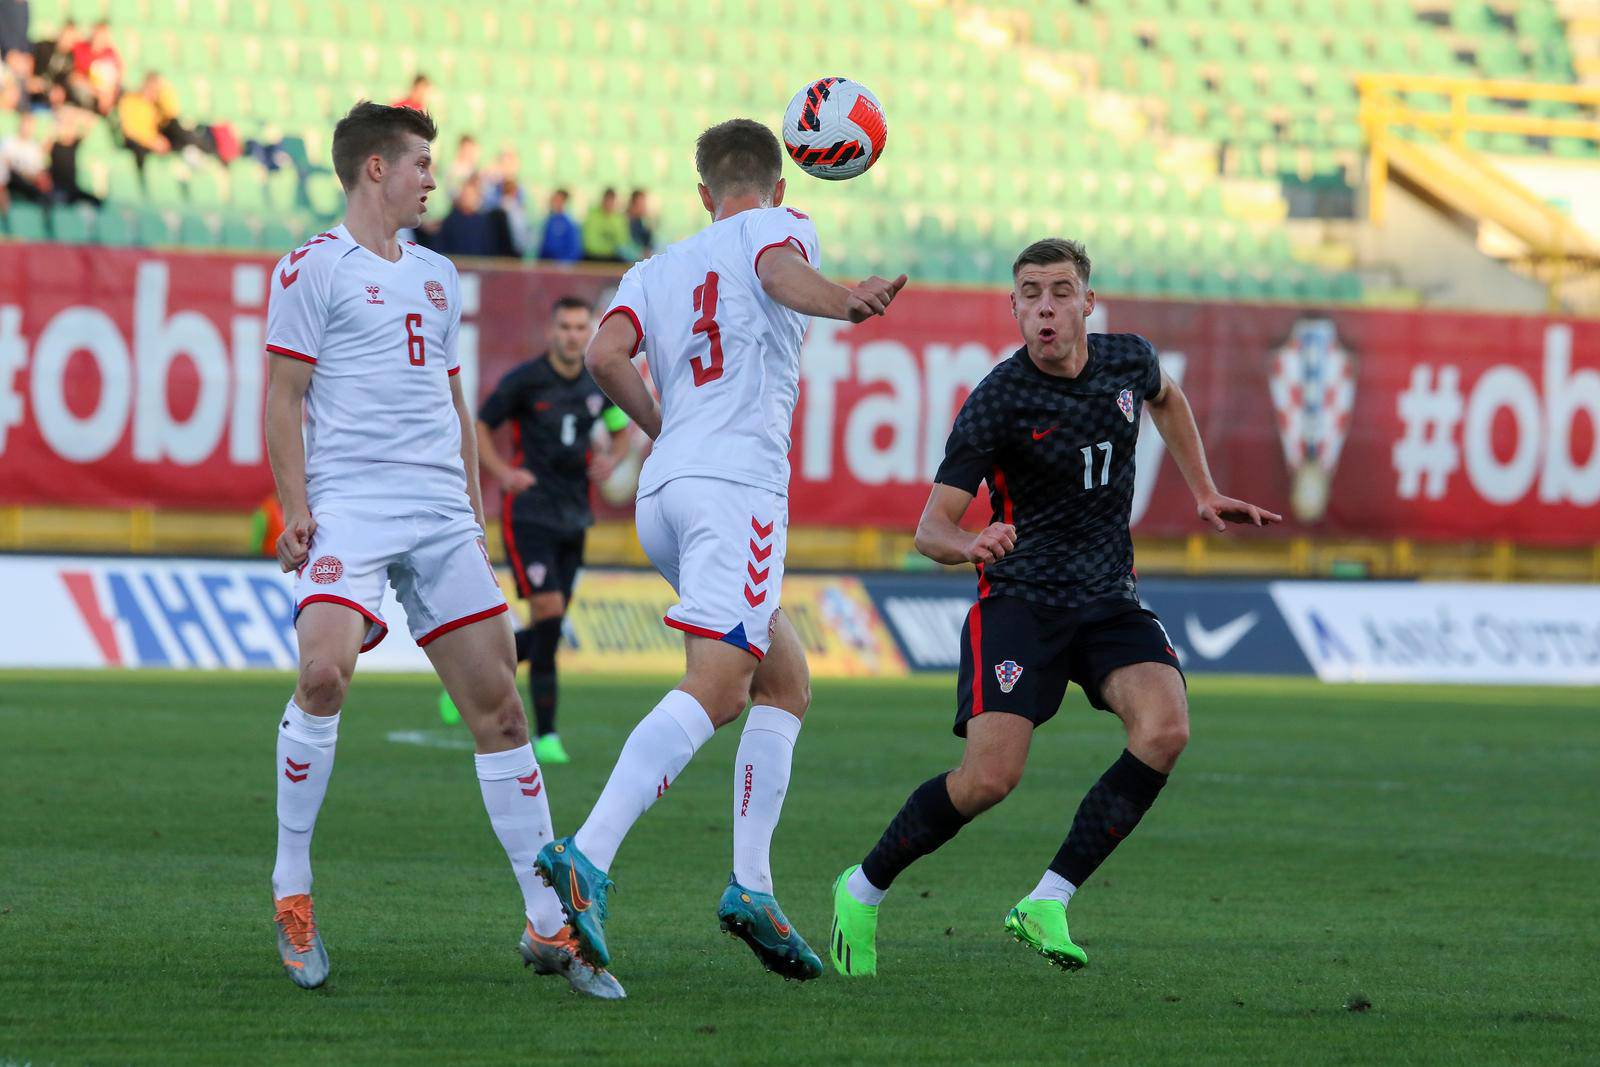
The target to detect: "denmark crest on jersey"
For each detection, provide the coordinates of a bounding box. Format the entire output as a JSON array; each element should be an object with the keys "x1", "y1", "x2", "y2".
[
  {"x1": 424, "y1": 280, "x2": 448, "y2": 310},
  {"x1": 994, "y1": 659, "x2": 1024, "y2": 693},
  {"x1": 588, "y1": 394, "x2": 604, "y2": 416},
  {"x1": 1117, "y1": 388, "x2": 1135, "y2": 422}
]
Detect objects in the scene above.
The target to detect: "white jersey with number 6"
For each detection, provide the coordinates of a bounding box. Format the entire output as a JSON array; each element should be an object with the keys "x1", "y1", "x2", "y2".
[
  {"x1": 264, "y1": 224, "x2": 468, "y2": 514},
  {"x1": 601, "y1": 206, "x2": 820, "y2": 499}
]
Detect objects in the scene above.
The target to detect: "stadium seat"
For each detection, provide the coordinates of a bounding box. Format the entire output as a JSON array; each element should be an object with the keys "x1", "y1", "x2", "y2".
[{"x1": 2, "y1": 201, "x2": 49, "y2": 240}]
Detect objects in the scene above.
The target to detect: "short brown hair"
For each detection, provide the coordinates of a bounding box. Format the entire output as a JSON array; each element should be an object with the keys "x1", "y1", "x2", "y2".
[
  {"x1": 331, "y1": 101, "x2": 438, "y2": 190},
  {"x1": 1012, "y1": 237, "x2": 1092, "y2": 285},
  {"x1": 695, "y1": 119, "x2": 783, "y2": 202}
]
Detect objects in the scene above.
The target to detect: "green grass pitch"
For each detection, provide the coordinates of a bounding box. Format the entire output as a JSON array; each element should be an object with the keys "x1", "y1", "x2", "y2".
[{"x1": 2, "y1": 672, "x2": 1596, "y2": 1064}]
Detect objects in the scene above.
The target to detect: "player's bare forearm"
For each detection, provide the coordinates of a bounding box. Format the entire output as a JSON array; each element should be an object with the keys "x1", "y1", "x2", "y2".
[
  {"x1": 264, "y1": 355, "x2": 312, "y2": 517},
  {"x1": 757, "y1": 246, "x2": 907, "y2": 322},
  {"x1": 474, "y1": 420, "x2": 514, "y2": 482},
  {"x1": 586, "y1": 316, "x2": 661, "y2": 439},
  {"x1": 451, "y1": 376, "x2": 486, "y2": 527},
  {"x1": 1147, "y1": 374, "x2": 1217, "y2": 499},
  {"x1": 915, "y1": 483, "x2": 1016, "y2": 566}
]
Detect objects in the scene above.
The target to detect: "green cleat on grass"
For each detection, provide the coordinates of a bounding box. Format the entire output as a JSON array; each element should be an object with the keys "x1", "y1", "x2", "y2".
[
  {"x1": 534, "y1": 836, "x2": 612, "y2": 967},
  {"x1": 437, "y1": 690, "x2": 460, "y2": 725},
  {"x1": 828, "y1": 865, "x2": 878, "y2": 977},
  {"x1": 534, "y1": 734, "x2": 570, "y2": 765},
  {"x1": 1004, "y1": 897, "x2": 1087, "y2": 970},
  {"x1": 716, "y1": 876, "x2": 823, "y2": 981}
]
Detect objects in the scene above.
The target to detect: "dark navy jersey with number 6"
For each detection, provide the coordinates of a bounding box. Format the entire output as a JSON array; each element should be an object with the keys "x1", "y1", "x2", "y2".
[
  {"x1": 933, "y1": 334, "x2": 1164, "y2": 609},
  {"x1": 478, "y1": 354, "x2": 616, "y2": 533}
]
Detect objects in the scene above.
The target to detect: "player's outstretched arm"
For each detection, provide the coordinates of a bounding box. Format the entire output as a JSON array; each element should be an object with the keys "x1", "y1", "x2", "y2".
[
  {"x1": 585, "y1": 315, "x2": 661, "y2": 440},
  {"x1": 757, "y1": 246, "x2": 907, "y2": 323},
  {"x1": 1147, "y1": 372, "x2": 1282, "y2": 531},
  {"x1": 265, "y1": 354, "x2": 316, "y2": 573},
  {"x1": 914, "y1": 483, "x2": 1017, "y2": 566}
]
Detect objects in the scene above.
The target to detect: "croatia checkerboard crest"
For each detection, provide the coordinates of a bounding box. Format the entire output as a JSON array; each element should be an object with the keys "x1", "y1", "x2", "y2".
[
  {"x1": 1117, "y1": 388, "x2": 1136, "y2": 422},
  {"x1": 1267, "y1": 318, "x2": 1356, "y2": 523},
  {"x1": 994, "y1": 660, "x2": 1024, "y2": 694}
]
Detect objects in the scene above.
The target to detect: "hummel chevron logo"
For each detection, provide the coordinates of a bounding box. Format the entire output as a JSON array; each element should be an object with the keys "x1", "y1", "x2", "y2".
[
  {"x1": 284, "y1": 757, "x2": 310, "y2": 783},
  {"x1": 747, "y1": 563, "x2": 769, "y2": 585},
  {"x1": 751, "y1": 517, "x2": 774, "y2": 539},
  {"x1": 655, "y1": 774, "x2": 671, "y2": 799},
  {"x1": 517, "y1": 769, "x2": 542, "y2": 798},
  {"x1": 744, "y1": 585, "x2": 767, "y2": 607},
  {"x1": 750, "y1": 541, "x2": 772, "y2": 563}
]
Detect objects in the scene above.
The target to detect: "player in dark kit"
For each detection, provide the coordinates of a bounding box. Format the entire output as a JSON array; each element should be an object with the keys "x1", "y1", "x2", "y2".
[
  {"x1": 445, "y1": 296, "x2": 630, "y2": 765},
  {"x1": 829, "y1": 238, "x2": 1280, "y2": 976}
]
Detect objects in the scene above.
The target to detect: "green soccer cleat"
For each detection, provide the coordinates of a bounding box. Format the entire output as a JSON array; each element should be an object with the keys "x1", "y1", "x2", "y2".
[
  {"x1": 518, "y1": 922, "x2": 626, "y2": 1000},
  {"x1": 273, "y1": 893, "x2": 329, "y2": 989},
  {"x1": 1004, "y1": 897, "x2": 1088, "y2": 970},
  {"x1": 716, "y1": 876, "x2": 823, "y2": 981},
  {"x1": 438, "y1": 690, "x2": 460, "y2": 725},
  {"x1": 534, "y1": 734, "x2": 570, "y2": 765},
  {"x1": 828, "y1": 865, "x2": 878, "y2": 978},
  {"x1": 534, "y1": 836, "x2": 612, "y2": 967}
]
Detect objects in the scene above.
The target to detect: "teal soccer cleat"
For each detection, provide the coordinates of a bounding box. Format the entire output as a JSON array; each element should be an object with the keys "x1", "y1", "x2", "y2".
[
  {"x1": 716, "y1": 876, "x2": 824, "y2": 981},
  {"x1": 534, "y1": 836, "x2": 613, "y2": 967}
]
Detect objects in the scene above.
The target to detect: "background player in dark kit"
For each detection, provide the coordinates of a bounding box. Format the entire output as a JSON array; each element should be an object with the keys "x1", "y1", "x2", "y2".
[
  {"x1": 461, "y1": 295, "x2": 630, "y2": 764},
  {"x1": 830, "y1": 238, "x2": 1281, "y2": 975}
]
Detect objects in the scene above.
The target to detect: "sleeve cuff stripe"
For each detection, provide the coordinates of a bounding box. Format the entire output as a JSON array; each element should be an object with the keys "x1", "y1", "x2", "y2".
[
  {"x1": 754, "y1": 236, "x2": 808, "y2": 273},
  {"x1": 266, "y1": 344, "x2": 317, "y2": 364},
  {"x1": 599, "y1": 305, "x2": 644, "y2": 357},
  {"x1": 447, "y1": 365, "x2": 461, "y2": 376}
]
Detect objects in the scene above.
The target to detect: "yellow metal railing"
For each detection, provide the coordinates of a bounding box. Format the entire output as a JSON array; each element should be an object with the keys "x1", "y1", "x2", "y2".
[
  {"x1": 2, "y1": 505, "x2": 1596, "y2": 583},
  {"x1": 1356, "y1": 73, "x2": 1600, "y2": 229}
]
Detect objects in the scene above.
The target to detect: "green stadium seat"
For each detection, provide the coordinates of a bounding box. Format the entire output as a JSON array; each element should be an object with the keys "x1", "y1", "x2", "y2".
[
  {"x1": 136, "y1": 206, "x2": 178, "y2": 247},
  {"x1": 2, "y1": 201, "x2": 49, "y2": 240},
  {"x1": 48, "y1": 203, "x2": 96, "y2": 244}
]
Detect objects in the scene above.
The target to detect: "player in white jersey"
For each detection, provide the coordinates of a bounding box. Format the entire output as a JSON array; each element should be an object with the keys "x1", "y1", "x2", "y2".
[
  {"x1": 262, "y1": 102, "x2": 622, "y2": 999},
  {"x1": 535, "y1": 119, "x2": 905, "y2": 979}
]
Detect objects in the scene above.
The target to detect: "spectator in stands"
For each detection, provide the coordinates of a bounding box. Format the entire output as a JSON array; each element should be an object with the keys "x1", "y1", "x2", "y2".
[
  {"x1": 626, "y1": 188, "x2": 655, "y2": 258},
  {"x1": 582, "y1": 186, "x2": 628, "y2": 262},
  {"x1": 6, "y1": 45, "x2": 50, "y2": 110},
  {"x1": 1, "y1": 111, "x2": 49, "y2": 204},
  {"x1": 483, "y1": 147, "x2": 521, "y2": 209},
  {"x1": 432, "y1": 172, "x2": 516, "y2": 258},
  {"x1": 72, "y1": 20, "x2": 121, "y2": 115},
  {"x1": 48, "y1": 105, "x2": 99, "y2": 205},
  {"x1": 445, "y1": 133, "x2": 479, "y2": 198},
  {"x1": 394, "y1": 73, "x2": 434, "y2": 113},
  {"x1": 538, "y1": 187, "x2": 582, "y2": 262},
  {"x1": 499, "y1": 178, "x2": 531, "y2": 256},
  {"x1": 118, "y1": 72, "x2": 212, "y2": 173},
  {"x1": 0, "y1": 49, "x2": 18, "y2": 112}
]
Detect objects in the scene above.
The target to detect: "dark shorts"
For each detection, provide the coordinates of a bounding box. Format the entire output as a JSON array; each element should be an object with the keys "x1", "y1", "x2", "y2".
[
  {"x1": 954, "y1": 595, "x2": 1184, "y2": 737},
  {"x1": 502, "y1": 516, "x2": 585, "y2": 601}
]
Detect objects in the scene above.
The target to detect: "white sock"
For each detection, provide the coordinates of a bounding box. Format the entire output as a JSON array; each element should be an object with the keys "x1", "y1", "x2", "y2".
[
  {"x1": 846, "y1": 866, "x2": 887, "y2": 906},
  {"x1": 476, "y1": 744, "x2": 567, "y2": 936},
  {"x1": 574, "y1": 689, "x2": 715, "y2": 873},
  {"x1": 1029, "y1": 869, "x2": 1077, "y2": 905},
  {"x1": 732, "y1": 705, "x2": 802, "y2": 894},
  {"x1": 272, "y1": 700, "x2": 338, "y2": 899}
]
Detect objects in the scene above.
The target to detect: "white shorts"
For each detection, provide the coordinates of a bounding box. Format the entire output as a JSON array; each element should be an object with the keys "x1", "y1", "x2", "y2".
[
  {"x1": 636, "y1": 476, "x2": 787, "y2": 660},
  {"x1": 293, "y1": 504, "x2": 508, "y2": 652}
]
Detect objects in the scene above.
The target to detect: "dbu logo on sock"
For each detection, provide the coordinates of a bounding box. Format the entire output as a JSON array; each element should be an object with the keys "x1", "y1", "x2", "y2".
[{"x1": 994, "y1": 660, "x2": 1024, "y2": 693}]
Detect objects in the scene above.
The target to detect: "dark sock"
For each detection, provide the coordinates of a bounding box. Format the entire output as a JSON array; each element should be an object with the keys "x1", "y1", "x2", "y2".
[
  {"x1": 861, "y1": 773, "x2": 971, "y2": 890},
  {"x1": 1049, "y1": 749, "x2": 1168, "y2": 888},
  {"x1": 513, "y1": 627, "x2": 533, "y2": 663},
  {"x1": 528, "y1": 616, "x2": 562, "y2": 738}
]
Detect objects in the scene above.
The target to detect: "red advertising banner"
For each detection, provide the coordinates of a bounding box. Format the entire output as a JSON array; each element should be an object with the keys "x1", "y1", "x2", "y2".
[{"x1": 1, "y1": 241, "x2": 1597, "y2": 545}]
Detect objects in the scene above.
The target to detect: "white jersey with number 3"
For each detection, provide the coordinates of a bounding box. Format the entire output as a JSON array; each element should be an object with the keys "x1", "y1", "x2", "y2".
[
  {"x1": 264, "y1": 224, "x2": 468, "y2": 514},
  {"x1": 601, "y1": 206, "x2": 820, "y2": 499}
]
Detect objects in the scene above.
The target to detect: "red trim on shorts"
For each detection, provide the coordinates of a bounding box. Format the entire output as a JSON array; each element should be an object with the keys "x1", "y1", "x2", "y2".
[
  {"x1": 502, "y1": 495, "x2": 532, "y2": 599},
  {"x1": 598, "y1": 306, "x2": 644, "y2": 357},
  {"x1": 267, "y1": 344, "x2": 317, "y2": 364},
  {"x1": 416, "y1": 602, "x2": 510, "y2": 647},
  {"x1": 967, "y1": 601, "x2": 984, "y2": 718},
  {"x1": 447, "y1": 365, "x2": 461, "y2": 376},
  {"x1": 296, "y1": 594, "x2": 388, "y2": 652},
  {"x1": 754, "y1": 236, "x2": 808, "y2": 273},
  {"x1": 663, "y1": 616, "x2": 766, "y2": 661}
]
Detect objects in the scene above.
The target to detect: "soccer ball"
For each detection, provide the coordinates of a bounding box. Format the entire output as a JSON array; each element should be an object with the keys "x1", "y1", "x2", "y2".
[{"x1": 782, "y1": 78, "x2": 888, "y2": 181}]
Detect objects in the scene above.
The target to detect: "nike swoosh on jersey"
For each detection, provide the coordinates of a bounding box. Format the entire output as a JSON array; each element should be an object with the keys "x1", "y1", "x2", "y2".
[
  {"x1": 1183, "y1": 611, "x2": 1259, "y2": 660},
  {"x1": 1031, "y1": 426, "x2": 1057, "y2": 441}
]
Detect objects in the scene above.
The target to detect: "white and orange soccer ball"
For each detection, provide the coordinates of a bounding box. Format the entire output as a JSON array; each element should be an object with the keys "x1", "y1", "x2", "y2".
[{"x1": 782, "y1": 78, "x2": 887, "y2": 180}]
